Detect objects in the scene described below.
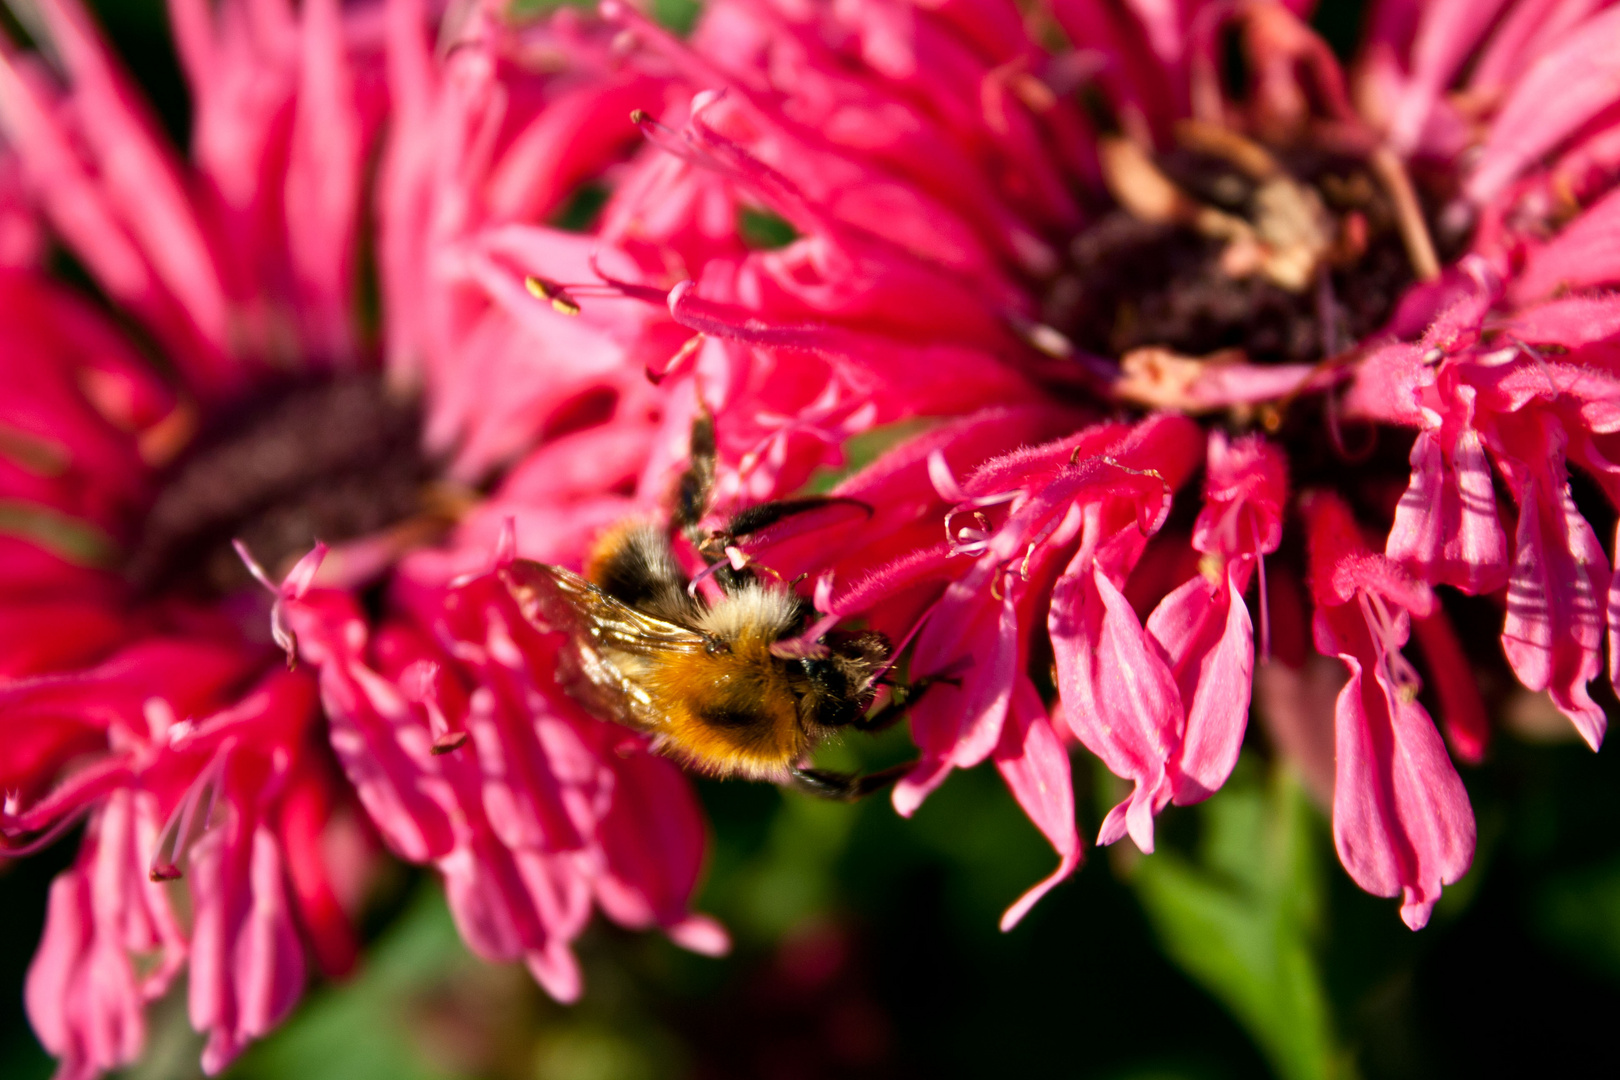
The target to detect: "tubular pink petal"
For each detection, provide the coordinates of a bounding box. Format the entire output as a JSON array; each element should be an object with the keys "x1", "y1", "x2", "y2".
[
  {"x1": 1511, "y1": 187, "x2": 1620, "y2": 303},
  {"x1": 484, "y1": 76, "x2": 656, "y2": 222},
  {"x1": 1412, "y1": 609, "x2": 1491, "y2": 765},
  {"x1": 1052, "y1": 559, "x2": 1182, "y2": 853},
  {"x1": 994, "y1": 682, "x2": 1081, "y2": 930},
  {"x1": 1505, "y1": 294, "x2": 1620, "y2": 349},
  {"x1": 1387, "y1": 415, "x2": 1509, "y2": 595},
  {"x1": 286, "y1": 596, "x2": 457, "y2": 862},
  {"x1": 1151, "y1": 565, "x2": 1254, "y2": 804},
  {"x1": 1466, "y1": 0, "x2": 1601, "y2": 100},
  {"x1": 1464, "y1": 4, "x2": 1620, "y2": 206},
  {"x1": 908, "y1": 584, "x2": 1018, "y2": 772},
  {"x1": 232, "y1": 827, "x2": 306, "y2": 1044},
  {"x1": 24, "y1": 791, "x2": 181, "y2": 1080},
  {"x1": 1320, "y1": 630, "x2": 1475, "y2": 931},
  {"x1": 666, "y1": 915, "x2": 731, "y2": 957},
  {"x1": 591, "y1": 749, "x2": 711, "y2": 933},
  {"x1": 33, "y1": 0, "x2": 233, "y2": 378},
  {"x1": 526, "y1": 943, "x2": 583, "y2": 1004},
  {"x1": 892, "y1": 755, "x2": 954, "y2": 818},
  {"x1": 284, "y1": 0, "x2": 366, "y2": 364},
  {"x1": 1384, "y1": 0, "x2": 1514, "y2": 154},
  {"x1": 0, "y1": 50, "x2": 155, "y2": 316},
  {"x1": 1500, "y1": 463, "x2": 1608, "y2": 750},
  {"x1": 1308, "y1": 492, "x2": 1474, "y2": 928}
]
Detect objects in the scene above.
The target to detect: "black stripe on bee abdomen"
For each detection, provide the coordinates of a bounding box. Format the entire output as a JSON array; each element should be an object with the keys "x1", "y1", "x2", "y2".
[{"x1": 696, "y1": 700, "x2": 770, "y2": 729}]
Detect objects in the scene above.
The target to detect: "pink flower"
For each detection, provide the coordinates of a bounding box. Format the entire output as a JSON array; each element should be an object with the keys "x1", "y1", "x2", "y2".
[
  {"x1": 1305, "y1": 491, "x2": 1473, "y2": 930},
  {"x1": 528, "y1": 0, "x2": 1620, "y2": 929},
  {"x1": 1130, "y1": 431, "x2": 1288, "y2": 804},
  {"x1": 0, "y1": 1, "x2": 723, "y2": 1074},
  {"x1": 3, "y1": 643, "x2": 345, "y2": 1078},
  {"x1": 1044, "y1": 417, "x2": 1207, "y2": 855},
  {"x1": 1350, "y1": 263, "x2": 1620, "y2": 751}
]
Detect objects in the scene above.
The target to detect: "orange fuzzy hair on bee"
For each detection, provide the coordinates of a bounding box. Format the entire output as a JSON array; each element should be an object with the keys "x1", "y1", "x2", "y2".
[
  {"x1": 584, "y1": 535, "x2": 825, "y2": 779},
  {"x1": 642, "y1": 624, "x2": 812, "y2": 780}
]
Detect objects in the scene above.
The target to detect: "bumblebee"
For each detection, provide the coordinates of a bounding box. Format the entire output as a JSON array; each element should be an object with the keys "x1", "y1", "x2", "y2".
[{"x1": 500, "y1": 413, "x2": 920, "y2": 800}]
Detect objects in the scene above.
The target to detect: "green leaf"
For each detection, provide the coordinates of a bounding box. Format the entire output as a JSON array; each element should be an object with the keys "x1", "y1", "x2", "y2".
[
  {"x1": 509, "y1": 0, "x2": 699, "y2": 32},
  {"x1": 1132, "y1": 764, "x2": 1347, "y2": 1080},
  {"x1": 805, "y1": 418, "x2": 938, "y2": 494},
  {"x1": 1534, "y1": 856, "x2": 1620, "y2": 983},
  {"x1": 650, "y1": 0, "x2": 701, "y2": 34},
  {"x1": 727, "y1": 792, "x2": 858, "y2": 941},
  {"x1": 737, "y1": 207, "x2": 799, "y2": 251},
  {"x1": 0, "y1": 424, "x2": 69, "y2": 477},
  {"x1": 550, "y1": 183, "x2": 611, "y2": 233},
  {"x1": 0, "y1": 500, "x2": 118, "y2": 567},
  {"x1": 226, "y1": 887, "x2": 474, "y2": 1080}
]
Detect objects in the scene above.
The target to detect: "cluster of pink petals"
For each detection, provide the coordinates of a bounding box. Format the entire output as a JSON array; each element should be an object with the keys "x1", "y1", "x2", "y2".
[
  {"x1": 0, "y1": 0, "x2": 378, "y2": 1065},
  {"x1": 0, "y1": 1, "x2": 728, "y2": 1076},
  {"x1": 5, "y1": 641, "x2": 338, "y2": 1076},
  {"x1": 527, "y1": 0, "x2": 1620, "y2": 936}
]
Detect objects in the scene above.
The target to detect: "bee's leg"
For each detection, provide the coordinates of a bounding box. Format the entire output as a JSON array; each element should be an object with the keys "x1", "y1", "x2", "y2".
[
  {"x1": 849, "y1": 675, "x2": 958, "y2": 733},
  {"x1": 787, "y1": 762, "x2": 914, "y2": 802},
  {"x1": 673, "y1": 406, "x2": 716, "y2": 542}
]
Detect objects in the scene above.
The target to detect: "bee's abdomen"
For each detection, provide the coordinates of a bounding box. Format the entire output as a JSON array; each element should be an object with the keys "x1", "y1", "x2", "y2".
[
  {"x1": 652, "y1": 647, "x2": 807, "y2": 779},
  {"x1": 695, "y1": 699, "x2": 770, "y2": 729}
]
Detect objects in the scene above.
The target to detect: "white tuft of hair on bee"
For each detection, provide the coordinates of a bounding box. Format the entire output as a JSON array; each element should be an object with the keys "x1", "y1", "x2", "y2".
[{"x1": 696, "y1": 582, "x2": 802, "y2": 643}]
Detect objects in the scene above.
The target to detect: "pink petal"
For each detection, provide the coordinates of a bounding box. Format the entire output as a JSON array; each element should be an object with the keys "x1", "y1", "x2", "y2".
[
  {"x1": 276, "y1": 771, "x2": 359, "y2": 978},
  {"x1": 483, "y1": 76, "x2": 657, "y2": 222},
  {"x1": 1318, "y1": 608, "x2": 1475, "y2": 930},
  {"x1": 907, "y1": 580, "x2": 1018, "y2": 774},
  {"x1": 189, "y1": 814, "x2": 307, "y2": 1075},
  {"x1": 1385, "y1": 0, "x2": 1515, "y2": 153},
  {"x1": 1467, "y1": 0, "x2": 1604, "y2": 99},
  {"x1": 1504, "y1": 294, "x2": 1620, "y2": 348},
  {"x1": 33, "y1": 0, "x2": 233, "y2": 379},
  {"x1": 0, "y1": 52, "x2": 153, "y2": 324},
  {"x1": 591, "y1": 750, "x2": 719, "y2": 943},
  {"x1": 665, "y1": 915, "x2": 731, "y2": 957},
  {"x1": 284, "y1": 0, "x2": 366, "y2": 363},
  {"x1": 23, "y1": 795, "x2": 178, "y2": 1080},
  {"x1": 526, "y1": 942, "x2": 583, "y2": 1004},
  {"x1": 994, "y1": 682, "x2": 1081, "y2": 930},
  {"x1": 1511, "y1": 185, "x2": 1620, "y2": 302},
  {"x1": 1149, "y1": 564, "x2": 1254, "y2": 804},
  {"x1": 233, "y1": 827, "x2": 306, "y2": 1043},
  {"x1": 891, "y1": 753, "x2": 955, "y2": 818},
  {"x1": 1500, "y1": 466, "x2": 1608, "y2": 750},
  {"x1": 1192, "y1": 431, "x2": 1287, "y2": 559},
  {"x1": 1412, "y1": 609, "x2": 1491, "y2": 765},
  {"x1": 1465, "y1": 4, "x2": 1620, "y2": 206},
  {"x1": 285, "y1": 595, "x2": 457, "y2": 862},
  {"x1": 1387, "y1": 422, "x2": 1508, "y2": 594},
  {"x1": 1253, "y1": 654, "x2": 1343, "y2": 809},
  {"x1": 1051, "y1": 558, "x2": 1181, "y2": 853}
]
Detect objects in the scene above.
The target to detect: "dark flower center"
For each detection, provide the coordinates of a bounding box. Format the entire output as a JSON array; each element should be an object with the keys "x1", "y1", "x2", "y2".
[
  {"x1": 126, "y1": 374, "x2": 433, "y2": 598},
  {"x1": 1048, "y1": 127, "x2": 1452, "y2": 367}
]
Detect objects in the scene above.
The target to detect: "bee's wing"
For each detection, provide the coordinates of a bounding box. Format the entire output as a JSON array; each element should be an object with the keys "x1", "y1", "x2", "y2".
[{"x1": 501, "y1": 559, "x2": 707, "y2": 730}]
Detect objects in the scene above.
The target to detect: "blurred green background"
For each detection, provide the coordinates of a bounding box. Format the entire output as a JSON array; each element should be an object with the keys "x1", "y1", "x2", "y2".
[{"x1": 6, "y1": 2, "x2": 1620, "y2": 1078}]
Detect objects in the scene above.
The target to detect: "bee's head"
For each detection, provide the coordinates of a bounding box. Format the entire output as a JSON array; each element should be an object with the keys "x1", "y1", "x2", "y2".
[{"x1": 791, "y1": 631, "x2": 889, "y2": 728}]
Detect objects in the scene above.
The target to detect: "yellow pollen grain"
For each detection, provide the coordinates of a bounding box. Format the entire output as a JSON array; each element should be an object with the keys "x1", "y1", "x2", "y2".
[{"x1": 524, "y1": 275, "x2": 581, "y2": 316}]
